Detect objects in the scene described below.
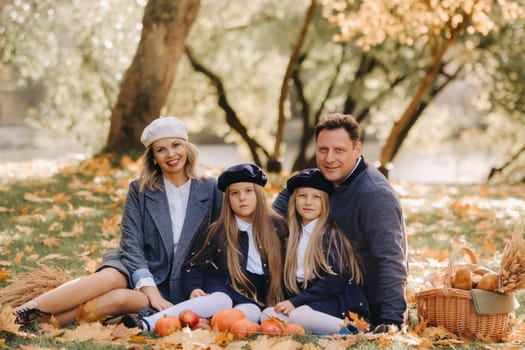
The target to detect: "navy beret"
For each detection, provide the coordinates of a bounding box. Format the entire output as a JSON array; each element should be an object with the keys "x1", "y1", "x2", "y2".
[
  {"x1": 287, "y1": 168, "x2": 333, "y2": 194},
  {"x1": 217, "y1": 163, "x2": 268, "y2": 192}
]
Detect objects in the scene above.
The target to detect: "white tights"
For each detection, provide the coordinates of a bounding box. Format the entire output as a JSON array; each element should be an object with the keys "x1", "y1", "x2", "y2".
[
  {"x1": 261, "y1": 305, "x2": 344, "y2": 335},
  {"x1": 234, "y1": 302, "x2": 262, "y2": 323}
]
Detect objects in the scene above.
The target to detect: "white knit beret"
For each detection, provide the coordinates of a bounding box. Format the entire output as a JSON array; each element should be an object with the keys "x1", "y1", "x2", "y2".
[{"x1": 140, "y1": 116, "x2": 189, "y2": 148}]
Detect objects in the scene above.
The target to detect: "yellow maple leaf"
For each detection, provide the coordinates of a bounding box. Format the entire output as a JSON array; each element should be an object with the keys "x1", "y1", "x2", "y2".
[
  {"x1": 60, "y1": 221, "x2": 85, "y2": 238},
  {"x1": 52, "y1": 205, "x2": 68, "y2": 220},
  {"x1": 13, "y1": 252, "x2": 24, "y2": 264},
  {"x1": 76, "y1": 300, "x2": 100, "y2": 323},
  {"x1": 128, "y1": 333, "x2": 148, "y2": 344},
  {"x1": 345, "y1": 311, "x2": 370, "y2": 333},
  {"x1": 215, "y1": 330, "x2": 233, "y2": 347},
  {"x1": 11, "y1": 214, "x2": 45, "y2": 224},
  {"x1": 52, "y1": 192, "x2": 72, "y2": 205},
  {"x1": 49, "y1": 222, "x2": 63, "y2": 232},
  {"x1": 24, "y1": 192, "x2": 52, "y2": 203},
  {"x1": 42, "y1": 236, "x2": 60, "y2": 247},
  {"x1": 15, "y1": 225, "x2": 33, "y2": 234},
  {"x1": 85, "y1": 258, "x2": 102, "y2": 274},
  {"x1": 99, "y1": 215, "x2": 121, "y2": 237},
  {"x1": 58, "y1": 321, "x2": 112, "y2": 342},
  {"x1": 0, "y1": 269, "x2": 9, "y2": 281},
  {"x1": 79, "y1": 156, "x2": 113, "y2": 176},
  {"x1": 120, "y1": 155, "x2": 140, "y2": 172},
  {"x1": 50, "y1": 314, "x2": 60, "y2": 329},
  {"x1": 110, "y1": 323, "x2": 141, "y2": 341}
]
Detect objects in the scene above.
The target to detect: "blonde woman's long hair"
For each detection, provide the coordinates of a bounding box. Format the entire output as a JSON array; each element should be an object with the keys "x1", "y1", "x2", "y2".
[
  {"x1": 138, "y1": 139, "x2": 201, "y2": 192},
  {"x1": 208, "y1": 184, "x2": 285, "y2": 306},
  {"x1": 284, "y1": 190, "x2": 362, "y2": 295}
]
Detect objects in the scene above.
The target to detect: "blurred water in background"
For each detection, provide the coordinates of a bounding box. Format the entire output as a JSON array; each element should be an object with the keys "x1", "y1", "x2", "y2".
[{"x1": 0, "y1": 125, "x2": 492, "y2": 184}]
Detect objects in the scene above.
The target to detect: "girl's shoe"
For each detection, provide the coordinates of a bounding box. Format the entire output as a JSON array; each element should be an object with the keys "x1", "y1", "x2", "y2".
[
  {"x1": 338, "y1": 322, "x2": 359, "y2": 334},
  {"x1": 13, "y1": 301, "x2": 51, "y2": 326}
]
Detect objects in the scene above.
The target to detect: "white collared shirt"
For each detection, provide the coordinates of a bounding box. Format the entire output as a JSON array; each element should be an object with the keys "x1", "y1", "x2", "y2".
[
  {"x1": 296, "y1": 218, "x2": 318, "y2": 282},
  {"x1": 236, "y1": 216, "x2": 263, "y2": 275},
  {"x1": 164, "y1": 177, "x2": 191, "y2": 246}
]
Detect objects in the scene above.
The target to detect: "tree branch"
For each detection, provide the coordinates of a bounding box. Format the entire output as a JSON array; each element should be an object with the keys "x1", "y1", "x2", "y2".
[{"x1": 185, "y1": 45, "x2": 269, "y2": 166}]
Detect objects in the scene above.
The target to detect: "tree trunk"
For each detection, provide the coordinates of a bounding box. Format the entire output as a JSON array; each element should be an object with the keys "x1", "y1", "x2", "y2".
[
  {"x1": 269, "y1": 0, "x2": 317, "y2": 173},
  {"x1": 378, "y1": 14, "x2": 469, "y2": 178},
  {"x1": 105, "y1": 0, "x2": 201, "y2": 153}
]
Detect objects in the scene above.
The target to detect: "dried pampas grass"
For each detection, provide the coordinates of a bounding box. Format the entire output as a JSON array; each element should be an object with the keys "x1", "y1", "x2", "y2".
[
  {"x1": 0, "y1": 264, "x2": 72, "y2": 308},
  {"x1": 498, "y1": 230, "x2": 525, "y2": 293}
]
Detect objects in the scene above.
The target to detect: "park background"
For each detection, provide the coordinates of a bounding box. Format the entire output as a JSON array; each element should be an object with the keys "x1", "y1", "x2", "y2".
[{"x1": 1, "y1": 0, "x2": 525, "y2": 349}]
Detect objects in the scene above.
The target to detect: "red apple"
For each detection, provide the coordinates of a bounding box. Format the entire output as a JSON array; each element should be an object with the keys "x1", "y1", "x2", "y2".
[{"x1": 179, "y1": 309, "x2": 199, "y2": 328}]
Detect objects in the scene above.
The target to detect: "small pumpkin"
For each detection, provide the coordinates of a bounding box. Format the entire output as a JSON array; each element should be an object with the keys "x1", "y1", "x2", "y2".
[
  {"x1": 452, "y1": 266, "x2": 472, "y2": 290},
  {"x1": 477, "y1": 272, "x2": 499, "y2": 291},
  {"x1": 283, "y1": 322, "x2": 305, "y2": 335},
  {"x1": 229, "y1": 318, "x2": 260, "y2": 339},
  {"x1": 210, "y1": 308, "x2": 246, "y2": 332},
  {"x1": 154, "y1": 315, "x2": 181, "y2": 336},
  {"x1": 260, "y1": 318, "x2": 285, "y2": 336}
]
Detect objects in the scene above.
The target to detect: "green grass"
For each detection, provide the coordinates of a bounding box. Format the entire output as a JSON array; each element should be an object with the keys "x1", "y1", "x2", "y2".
[{"x1": 1, "y1": 155, "x2": 525, "y2": 349}]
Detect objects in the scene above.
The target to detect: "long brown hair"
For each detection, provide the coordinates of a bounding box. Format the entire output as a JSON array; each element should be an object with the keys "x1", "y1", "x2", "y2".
[
  {"x1": 196, "y1": 184, "x2": 285, "y2": 306},
  {"x1": 284, "y1": 190, "x2": 362, "y2": 295},
  {"x1": 138, "y1": 139, "x2": 201, "y2": 192}
]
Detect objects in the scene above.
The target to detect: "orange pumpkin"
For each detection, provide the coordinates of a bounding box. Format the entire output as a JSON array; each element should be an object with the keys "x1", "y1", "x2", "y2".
[
  {"x1": 260, "y1": 318, "x2": 285, "y2": 336},
  {"x1": 283, "y1": 322, "x2": 305, "y2": 335},
  {"x1": 154, "y1": 315, "x2": 181, "y2": 336},
  {"x1": 229, "y1": 318, "x2": 260, "y2": 339},
  {"x1": 210, "y1": 308, "x2": 246, "y2": 331}
]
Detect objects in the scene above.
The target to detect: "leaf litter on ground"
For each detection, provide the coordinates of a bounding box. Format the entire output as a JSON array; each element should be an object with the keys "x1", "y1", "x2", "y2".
[{"x1": 1, "y1": 154, "x2": 525, "y2": 349}]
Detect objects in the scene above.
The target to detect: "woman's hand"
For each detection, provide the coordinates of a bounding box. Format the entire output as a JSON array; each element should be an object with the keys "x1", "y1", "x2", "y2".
[
  {"x1": 190, "y1": 288, "x2": 207, "y2": 299},
  {"x1": 140, "y1": 286, "x2": 173, "y2": 311},
  {"x1": 273, "y1": 300, "x2": 295, "y2": 316}
]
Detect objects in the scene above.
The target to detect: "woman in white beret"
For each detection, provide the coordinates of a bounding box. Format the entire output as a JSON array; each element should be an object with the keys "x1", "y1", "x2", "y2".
[{"x1": 13, "y1": 116, "x2": 223, "y2": 326}]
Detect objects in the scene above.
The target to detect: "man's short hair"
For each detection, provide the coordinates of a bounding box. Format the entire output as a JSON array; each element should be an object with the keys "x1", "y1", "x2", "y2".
[{"x1": 314, "y1": 113, "x2": 361, "y2": 142}]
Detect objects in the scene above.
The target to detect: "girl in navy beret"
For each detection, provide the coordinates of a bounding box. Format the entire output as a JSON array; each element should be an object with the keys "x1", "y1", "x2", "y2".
[
  {"x1": 125, "y1": 163, "x2": 288, "y2": 330},
  {"x1": 262, "y1": 169, "x2": 370, "y2": 334}
]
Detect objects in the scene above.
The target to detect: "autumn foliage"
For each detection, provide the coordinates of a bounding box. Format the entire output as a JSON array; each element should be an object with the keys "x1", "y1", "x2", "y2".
[{"x1": 1, "y1": 155, "x2": 525, "y2": 348}]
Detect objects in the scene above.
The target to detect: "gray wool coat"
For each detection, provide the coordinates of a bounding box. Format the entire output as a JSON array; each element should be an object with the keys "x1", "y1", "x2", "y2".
[{"x1": 97, "y1": 177, "x2": 222, "y2": 304}]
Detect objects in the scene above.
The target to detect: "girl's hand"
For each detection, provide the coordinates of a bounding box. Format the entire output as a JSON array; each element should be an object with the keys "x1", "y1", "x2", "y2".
[
  {"x1": 190, "y1": 288, "x2": 208, "y2": 299},
  {"x1": 140, "y1": 285, "x2": 173, "y2": 311},
  {"x1": 274, "y1": 300, "x2": 295, "y2": 316}
]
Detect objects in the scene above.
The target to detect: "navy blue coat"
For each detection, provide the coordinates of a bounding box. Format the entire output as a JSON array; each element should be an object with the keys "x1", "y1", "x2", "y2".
[
  {"x1": 182, "y1": 219, "x2": 287, "y2": 307},
  {"x1": 288, "y1": 227, "x2": 369, "y2": 320}
]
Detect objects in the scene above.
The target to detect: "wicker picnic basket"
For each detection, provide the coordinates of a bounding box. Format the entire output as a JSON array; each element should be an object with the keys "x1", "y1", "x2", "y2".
[{"x1": 416, "y1": 247, "x2": 511, "y2": 337}]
